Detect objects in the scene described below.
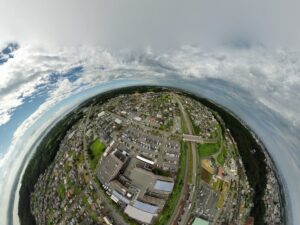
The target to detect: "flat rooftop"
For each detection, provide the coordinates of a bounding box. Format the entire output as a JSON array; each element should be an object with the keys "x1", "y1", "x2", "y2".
[
  {"x1": 154, "y1": 180, "x2": 174, "y2": 192},
  {"x1": 124, "y1": 205, "x2": 154, "y2": 224},
  {"x1": 192, "y1": 217, "x2": 209, "y2": 225}
]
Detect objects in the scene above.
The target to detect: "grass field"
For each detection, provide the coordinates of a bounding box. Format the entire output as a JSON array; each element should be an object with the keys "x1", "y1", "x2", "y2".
[
  {"x1": 88, "y1": 139, "x2": 105, "y2": 170},
  {"x1": 217, "y1": 148, "x2": 226, "y2": 165},
  {"x1": 155, "y1": 142, "x2": 187, "y2": 225},
  {"x1": 197, "y1": 142, "x2": 220, "y2": 157},
  {"x1": 188, "y1": 143, "x2": 193, "y2": 184}
]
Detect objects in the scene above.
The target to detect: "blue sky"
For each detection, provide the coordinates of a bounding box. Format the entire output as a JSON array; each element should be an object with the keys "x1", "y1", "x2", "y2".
[{"x1": 0, "y1": 64, "x2": 83, "y2": 153}]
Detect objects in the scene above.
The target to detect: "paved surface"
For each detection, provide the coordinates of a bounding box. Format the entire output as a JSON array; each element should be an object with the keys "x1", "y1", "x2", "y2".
[
  {"x1": 168, "y1": 95, "x2": 199, "y2": 225},
  {"x1": 182, "y1": 134, "x2": 205, "y2": 144},
  {"x1": 182, "y1": 134, "x2": 217, "y2": 144}
]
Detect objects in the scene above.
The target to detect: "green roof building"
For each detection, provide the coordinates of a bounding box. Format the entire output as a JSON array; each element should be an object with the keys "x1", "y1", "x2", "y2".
[{"x1": 192, "y1": 217, "x2": 209, "y2": 225}]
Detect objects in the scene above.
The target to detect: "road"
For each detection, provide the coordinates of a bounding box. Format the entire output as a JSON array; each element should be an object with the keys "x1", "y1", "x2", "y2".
[
  {"x1": 168, "y1": 94, "x2": 199, "y2": 225},
  {"x1": 182, "y1": 134, "x2": 205, "y2": 144},
  {"x1": 182, "y1": 134, "x2": 217, "y2": 144}
]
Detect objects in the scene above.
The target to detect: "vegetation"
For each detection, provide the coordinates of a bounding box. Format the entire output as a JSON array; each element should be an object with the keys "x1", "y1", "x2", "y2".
[
  {"x1": 155, "y1": 142, "x2": 187, "y2": 225},
  {"x1": 188, "y1": 143, "x2": 193, "y2": 184},
  {"x1": 180, "y1": 115, "x2": 187, "y2": 133},
  {"x1": 216, "y1": 194, "x2": 225, "y2": 208},
  {"x1": 212, "y1": 178, "x2": 224, "y2": 191},
  {"x1": 201, "y1": 168, "x2": 213, "y2": 183},
  {"x1": 217, "y1": 148, "x2": 227, "y2": 165},
  {"x1": 197, "y1": 142, "x2": 220, "y2": 157},
  {"x1": 57, "y1": 184, "x2": 66, "y2": 199},
  {"x1": 88, "y1": 139, "x2": 106, "y2": 170},
  {"x1": 160, "y1": 94, "x2": 170, "y2": 102},
  {"x1": 159, "y1": 124, "x2": 166, "y2": 130},
  {"x1": 187, "y1": 93, "x2": 268, "y2": 224},
  {"x1": 18, "y1": 110, "x2": 83, "y2": 225}
]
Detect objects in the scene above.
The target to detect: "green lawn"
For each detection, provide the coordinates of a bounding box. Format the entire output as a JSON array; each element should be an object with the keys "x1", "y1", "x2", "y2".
[
  {"x1": 197, "y1": 142, "x2": 220, "y2": 157},
  {"x1": 88, "y1": 139, "x2": 105, "y2": 170},
  {"x1": 188, "y1": 144, "x2": 193, "y2": 184},
  {"x1": 180, "y1": 115, "x2": 187, "y2": 133},
  {"x1": 160, "y1": 94, "x2": 170, "y2": 102}
]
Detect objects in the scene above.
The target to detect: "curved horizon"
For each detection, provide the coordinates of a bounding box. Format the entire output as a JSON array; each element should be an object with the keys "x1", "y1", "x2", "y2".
[{"x1": 1, "y1": 78, "x2": 297, "y2": 225}]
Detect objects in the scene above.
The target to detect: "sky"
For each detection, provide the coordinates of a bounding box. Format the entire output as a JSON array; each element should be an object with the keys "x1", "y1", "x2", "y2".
[{"x1": 0, "y1": 0, "x2": 299, "y2": 225}]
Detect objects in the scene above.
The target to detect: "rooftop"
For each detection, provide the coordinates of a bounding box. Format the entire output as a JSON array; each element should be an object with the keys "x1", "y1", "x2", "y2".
[
  {"x1": 192, "y1": 217, "x2": 209, "y2": 225},
  {"x1": 154, "y1": 180, "x2": 174, "y2": 192},
  {"x1": 124, "y1": 205, "x2": 154, "y2": 224},
  {"x1": 132, "y1": 200, "x2": 158, "y2": 214}
]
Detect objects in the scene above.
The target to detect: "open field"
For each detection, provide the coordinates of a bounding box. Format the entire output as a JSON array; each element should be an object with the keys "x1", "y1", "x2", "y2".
[
  {"x1": 197, "y1": 142, "x2": 220, "y2": 157},
  {"x1": 88, "y1": 139, "x2": 105, "y2": 170}
]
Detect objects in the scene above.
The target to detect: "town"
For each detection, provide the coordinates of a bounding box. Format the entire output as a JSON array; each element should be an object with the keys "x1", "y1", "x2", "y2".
[{"x1": 31, "y1": 91, "x2": 266, "y2": 225}]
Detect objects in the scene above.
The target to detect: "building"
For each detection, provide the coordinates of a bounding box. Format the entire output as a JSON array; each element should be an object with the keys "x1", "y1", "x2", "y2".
[
  {"x1": 115, "y1": 118, "x2": 122, "y2": 125},
  {"x1": 136, "y1": 155, "x2": 155, "y2": 165},
  {"x1": 192, "y1": 217, "x2": 209, "y2": 225},
  {"x1": 97, "y1": 150, "x2": 127, "y2": 185},
  {"x1": 132, "y1": 200, "x2": 159, "y2": 214},
  {"x1": 153, "y1": 180, "x2": 174, "y2": 192},
  {"x1": 124, "y1": 205, "x2": 155, "y2": 224},
  {"x1": 98, "y1": 111, "x2": 105, "y2": 117}
]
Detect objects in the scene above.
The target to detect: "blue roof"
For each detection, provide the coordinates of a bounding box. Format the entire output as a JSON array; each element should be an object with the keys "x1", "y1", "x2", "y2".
[
  {"x1": 133, "y1": 200, "x2": 158, "y2": 214},
  {"x1": 154, "y1": 180, "x2": 174, "y2": 192},
  {"x1": 112, "y1": 190, "x2": 130, "y2": 204}
]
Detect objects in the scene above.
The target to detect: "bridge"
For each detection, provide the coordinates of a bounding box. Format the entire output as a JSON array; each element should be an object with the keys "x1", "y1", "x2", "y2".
[
  {"x1": 182, "y1": 134, "x2": 217, "y2": 144},
  {"x1": 182, "y1": 134, "x2": 204, "y2": 143}
]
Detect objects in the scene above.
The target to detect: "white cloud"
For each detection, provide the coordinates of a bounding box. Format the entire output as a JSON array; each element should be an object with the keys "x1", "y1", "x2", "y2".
[
  {"x1": 2, "y1": 43, "x2": 300, "y2": 128},
  {"x1": 1, "y1": 0, "x2": 300, "y2": 49},
  {"x1": 145, "y1": 46, "x2": 300, "y2": 126},
  {"x1": 0, "y1": 42, "x2": 300, "y2": 225}
]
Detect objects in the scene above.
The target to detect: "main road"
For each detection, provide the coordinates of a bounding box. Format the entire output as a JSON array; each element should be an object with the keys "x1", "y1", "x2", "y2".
[{"x1": 168, "y1": 94, "x2": 199, "y2": 225}]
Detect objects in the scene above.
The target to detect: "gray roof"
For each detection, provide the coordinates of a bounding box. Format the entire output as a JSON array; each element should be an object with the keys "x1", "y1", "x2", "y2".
[
  {"x1": 124, "y1": 205, "x2": 154, "y2": 224},
  {"x1": 154, "y1": 180, "x2": 174, "y2": 192},
  {"x1": 112, "y1": 190, "x2": 130, "y2": 204},
  {"x1": 133, "y1": 200, "x2": 158, "y2": 214}
]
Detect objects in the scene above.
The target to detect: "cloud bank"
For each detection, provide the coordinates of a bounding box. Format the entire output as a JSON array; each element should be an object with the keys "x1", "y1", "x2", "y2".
[
  {"x1": 1, "y1": 0, "x2": 300, "y2": 48},
  {"x1": 1, "y1": 44, "x2": 300, "y2": 130}
]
